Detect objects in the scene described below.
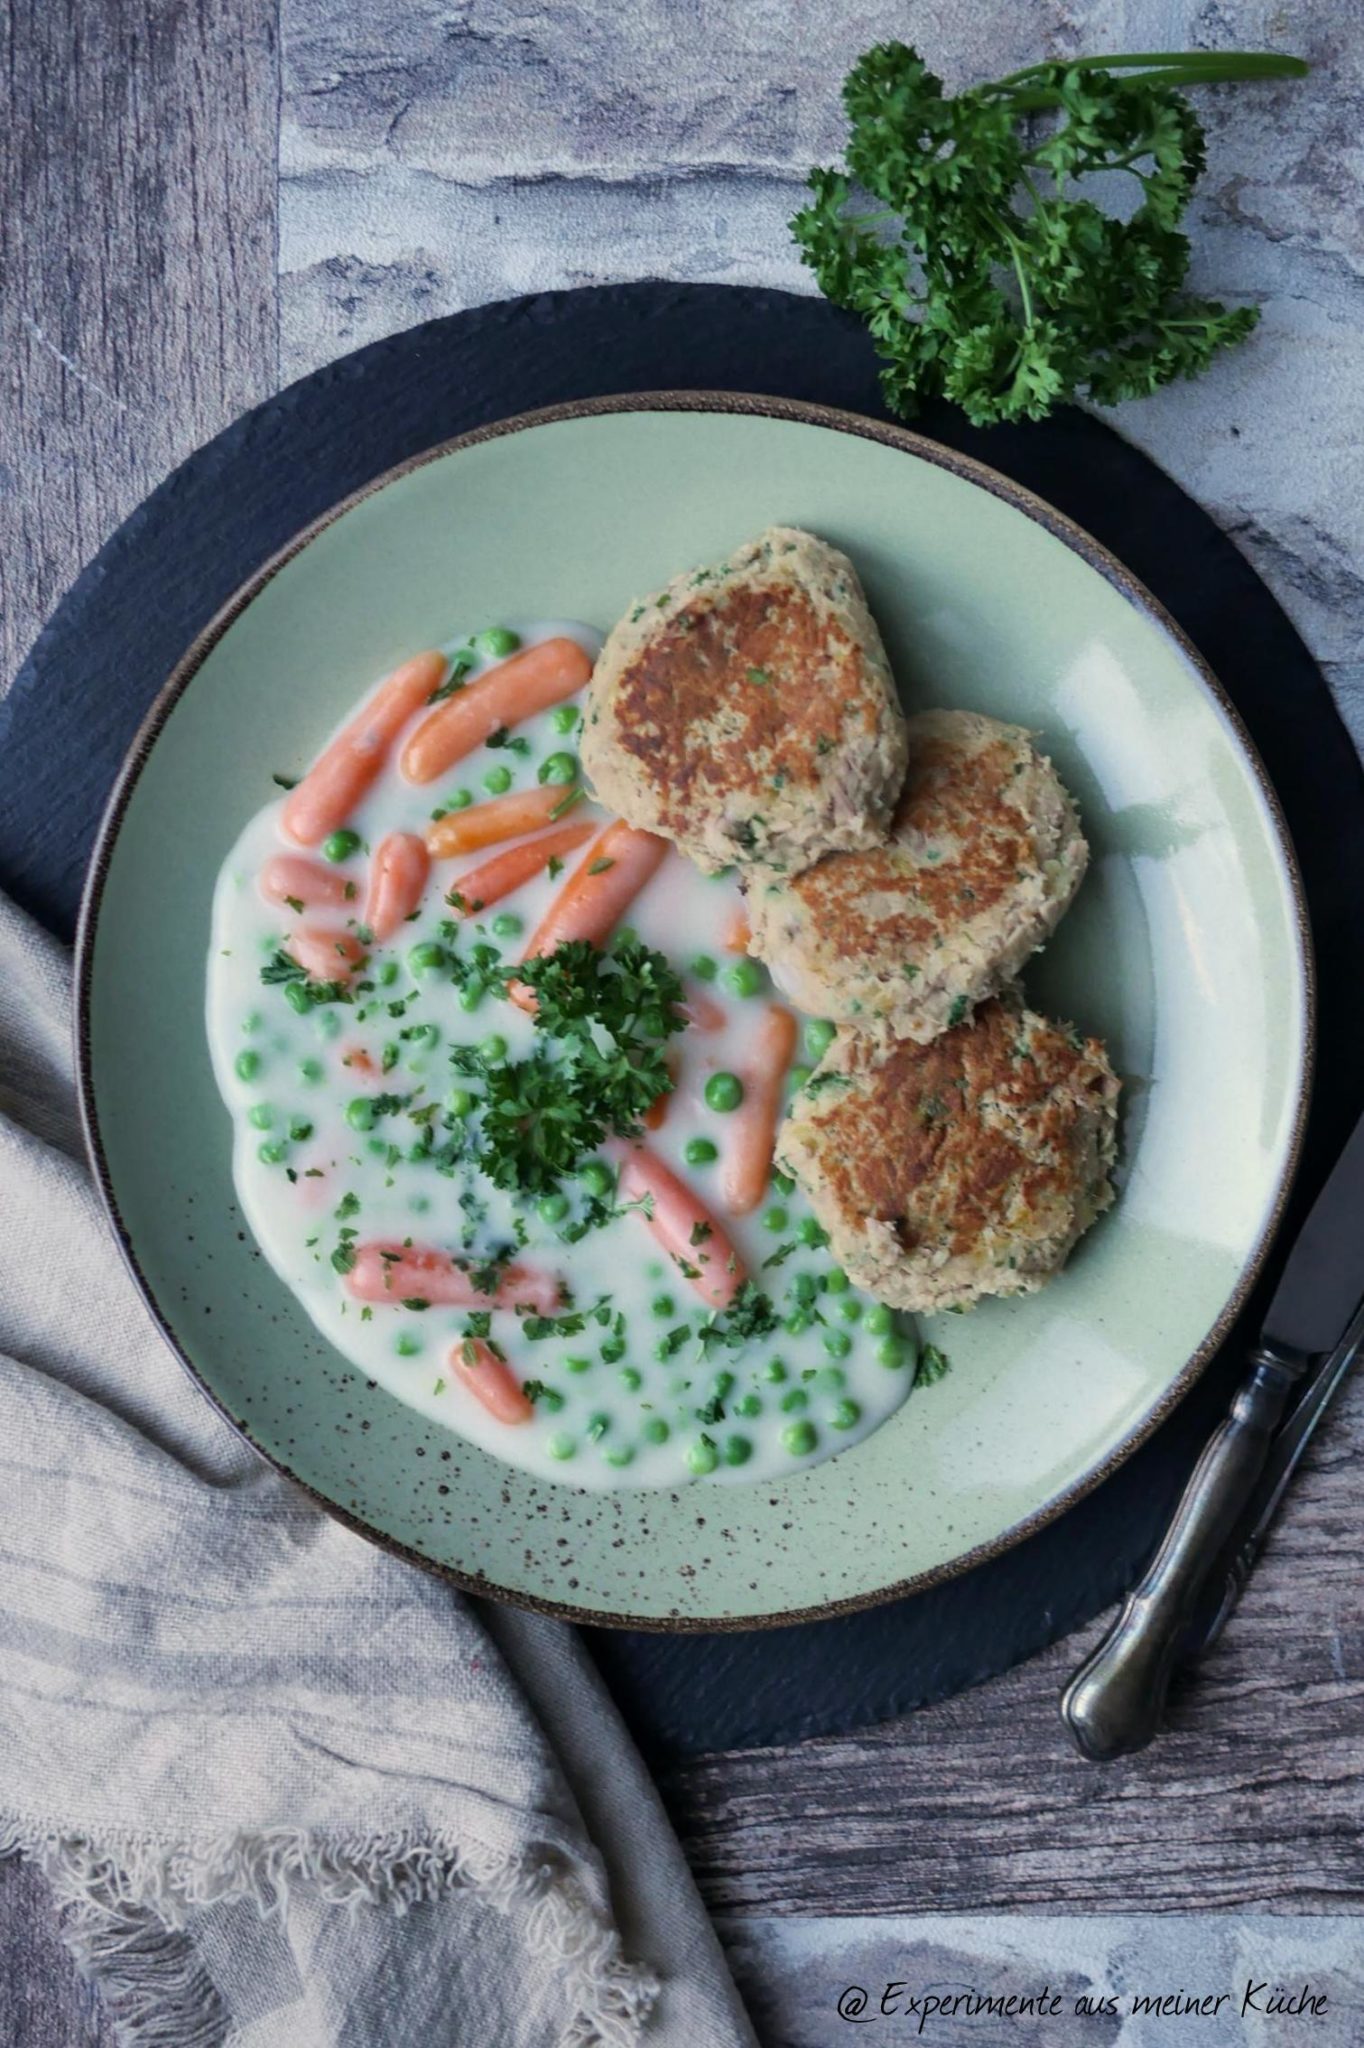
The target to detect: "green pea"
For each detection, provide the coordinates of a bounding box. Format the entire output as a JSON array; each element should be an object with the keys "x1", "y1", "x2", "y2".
[
  {"x1": 321, "y1": 829, "x2": 361, "y2": 864},
  {"x1": 839, "y1": 1296, "x2": 862, "y2": 1322},
  {"x1": 446, "y1": 1087, "x2": 476, "y2": 1119},
  {"x1": 579, "y1": 1160, "x2": 615, "y2": 1199},
  {"x1": 816, "y1": 1365, "x2": 847, "y2": 1391},
  {"x1": 642, "y1": 1418, "x2": 670, "y2": 1445},
  {"x1": 780, "y1": 1387, "x2": 809, "y2": 1413},
  {"x1": 298, "y1": 1057, "x2": 323, "y2": 1084},
  {"x1": 792, "y1": 1272, "x2": 818, "y2": 1306},
  {"x1": 377, "y1": 960, "x2": 400, "y2": 987},
  {"x1": 830, "y1": 1399, "x2": 862, "y2": 1431},
  {"x1": 247, "y1": 1103, "x2": 273, "y2": 1131},
  {"x1": 762, "y1": 1205, "x2": 789, "y2": 1233},
  {"x1": 618, "y1": 1366, "x2": 643, "y2": 1392},
  {"x1": 241, "y1": 1012, "x2": 261, "y2": 1035},
  {"x1": 690, "y1": 954, "x2": 718, "y2": 982},
  {"x1": 490, "y1": 912, "x2": 522, "y2": 938},
  {"x1": 472, "y1": 626, "x2": 521, "y2": 659},
  {"x1": 784, "y1": 1308, "x2": 814, "y2": 1335},
  {"x1": 444, "y1": 788, "x2": 473, "y2": 811},
  {"x1": 771, "y1": 1169, "x2": 795, "y2": 1197},
  {"x1": 823, "y1": 1329, "x2": 853, "y2": 1359},
  {"x1": 805, "y1": 1018, "x2": 836, "y2": 1060},
  {"x1": 603, "y1": 1443, "x2": 635, "y2": 1468},
  {"x1": 536, "y1": 1386, "x2": 565, "y2": 1414},
  {"x1": 551, "y1": 703, "x2": 580, "y2": 733},
  {"x1": 824, "y1": 1267, "x2": 850, "y2": 1295},
  {"x1": 257, "y1": 1140, "x2": 287, "y2": 1166},
  {"x1": 864, "y1": 1304, "x2": 894, "y2": 1337},
  {"x1": 788, "y1": 1063, "x2": 813, "y2": 1092},
  {"x1": 234, "y1": 1049, "x2": 261, "y2": 1083},
  {"x1": 546, "y1": 1431, "x2": 576, "y2": 1461},
  {"x1": 586, "y1": 1412, "x2": 611, "y2": 1442},
  {"x1": 686, "y1": 1438, "x2": 719, "y2": 1475},
  {"x1": 734, "y1": 1392, "x2": 763, "y2": 1419},
  {"x1": 684, "y1": 1136, "x2": 718, "y2": 1167},
  {"x1": 345, "y1": 1097, "x2": 376, "y2": 1132},
  {"x1": 797, "y1": 1216, "x2": 829, "y2": 1247},
  {"x1": 480, "y1": 1032, "x2": 508, "y2": 1063},
  {"x1": 781, "y1": 1420, "x2": 818, "y2": 1457},
  {"x1": 289, "y1": 1117, "x2": 314, "y2": 1142},
  {"x1": 650, "y1": 1293, "x2": 676, "y2": 1319},
  {"x1": 537, "y1": 1191, "x2": 571, "y2": 1225},
  {"x1": 457, "y1": 981, "x2": 486, "y2": 1012},
  {"x1": 761, "y1": 1358, "x2": 788, "y2": 1384},
  {"x1": 408, "y1": 940, "x2": 448, "y2": 975},
  {"x1": 537, "y1": 751, "x2": 578, "y2": 786},
  {"x1": 722, "y1": 1434, "x2": 753, "y2": 1467},
  {"x1": 877, "y1": 1340, "x2": 909, "y2": 1370},
  {"x1": 704, "y1": 1072, "x2": 744, "y2": 1113},
  {"x1": 722, "y1": 958, "x2": 763, "y2": 998},
  {"x1": 565, "y1": 1354, "x2": 593, "y2": 1375},
  {"x1": 284, "y1": 981, "x2": 312, "y2": 1016},
  {"x1": 600, "y1": 1337, "x2": 627, "y2": 1364},
  {"x1": 482, "y1": 764, "x2": 513, "y2": 795},
  {"x1": 395, "y1": 1331, "x2": 422, "y2": 1358},
  {"x1": 709, "y1": 1370, "x2": 735, "y2": 1402}
]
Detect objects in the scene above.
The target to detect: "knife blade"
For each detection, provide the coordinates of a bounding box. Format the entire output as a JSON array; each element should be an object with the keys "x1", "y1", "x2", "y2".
[
  {"x1": 1062, "y1": 1104, "x2": 1364, "y2": 1760},
  {"x1": 1262, "y1": 1107, "x2": 1364, "y2": 1357}
]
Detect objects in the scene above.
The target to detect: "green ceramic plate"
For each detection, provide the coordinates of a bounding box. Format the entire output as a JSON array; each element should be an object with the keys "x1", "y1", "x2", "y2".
[{"x1": 78, "y1": 396, "x2": 1312, "y2": 1628}]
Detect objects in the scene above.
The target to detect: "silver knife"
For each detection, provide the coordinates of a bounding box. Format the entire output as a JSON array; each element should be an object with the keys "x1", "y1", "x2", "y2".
[
  {"x1": 1179, "y1": 1295, "x2": 1364, "y2": 1661},
  {"x1": 1061, "y1": 1106, "x2": 1364, "y2": 1761}
]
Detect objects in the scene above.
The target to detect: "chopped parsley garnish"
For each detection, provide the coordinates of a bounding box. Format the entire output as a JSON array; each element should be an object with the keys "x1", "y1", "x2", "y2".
[{"x1": 916, "y1": 1342, "x2": 952, "y2": 1387}]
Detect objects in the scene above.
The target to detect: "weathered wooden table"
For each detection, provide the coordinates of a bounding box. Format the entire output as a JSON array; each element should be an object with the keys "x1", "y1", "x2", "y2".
[{"x1": 5, "y1": 4, "x2": 1363, "y2": 2040}]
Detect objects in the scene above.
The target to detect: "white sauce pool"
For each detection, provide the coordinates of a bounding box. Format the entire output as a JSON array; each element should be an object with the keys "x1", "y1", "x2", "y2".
[{"x1": 206, "y1": 620, "x2": 919, "y2": 1488}]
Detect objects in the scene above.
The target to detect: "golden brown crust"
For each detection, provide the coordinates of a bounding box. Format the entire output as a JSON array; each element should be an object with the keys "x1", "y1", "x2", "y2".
[{"x1": 778, "y1": 996, "x2": 1119, "y2": 1310}]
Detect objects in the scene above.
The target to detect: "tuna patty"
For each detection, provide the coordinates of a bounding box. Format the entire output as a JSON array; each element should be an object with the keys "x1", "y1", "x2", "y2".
[
  {"x1": 581, "y1": 527, "x2": 908, "y2": 874},
  {"x1": 746, "y1": 709, "x2": 1087, "y2": 1041},
  {"x1": 777, "y1": 995, "x2": 1119, "y2": 1312}
]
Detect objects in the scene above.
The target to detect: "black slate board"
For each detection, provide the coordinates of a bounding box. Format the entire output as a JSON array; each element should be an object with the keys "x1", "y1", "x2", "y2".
[{"x1": 5, "y1": 283, "x2": 1362, "y2": 1761}]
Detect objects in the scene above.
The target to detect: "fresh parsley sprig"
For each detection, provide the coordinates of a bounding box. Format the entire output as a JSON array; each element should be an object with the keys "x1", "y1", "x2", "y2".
[{"x1": 792, "y1": 42, "x2": 1306, "y2": 425}]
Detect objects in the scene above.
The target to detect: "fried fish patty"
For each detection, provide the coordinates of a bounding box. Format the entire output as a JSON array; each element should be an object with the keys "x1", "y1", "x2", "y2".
[
  {"x1": 745, "y1": 709, "x2": 1087, "y2": 1041},
  {"x1": 777, "y1": 995, "x2": 1119, "y2": 1312},
  {"x1": 580, "y1": 527, "x2": 908, "y2": 874}
]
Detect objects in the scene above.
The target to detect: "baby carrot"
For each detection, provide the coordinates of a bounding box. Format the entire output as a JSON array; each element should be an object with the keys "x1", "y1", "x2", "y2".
[
  {"x1": 401, "y1": 637, "x2": 593, "y2": 784},
  {"x1": 722, "y1": 1005, "x2": 798, "y2": 1217},
  {"x1": 449, "y1": 1337, "x2": 534, "y2": 1425},
  {"x1": 722, "y1": 907, "x2": 752, "y2": 954},
  {"x1": 287, "y1": 926, "x2": 368, "y2": 984},
  {"x1": 613, "y1": 1144, "x2": 746, "y2": 1310},
  {"x1": 426, "y1": 783, "x2": 583, "y2": 859},
  {"x1": 681, "y1": 986, "x2": 727, "y2": 1032},
  {"x1": 346, "y1": 1244, "x2": 563, "y2": 1315},
  {"x1": 509, "y1": 821, "x2": 669, "y2": 1009},
  {"x1": 282, "y1": 648, "x2": 446, "y2": 844},
  {"x1": 259, "y1": 854, "x2": 351, "y2": 911},
  {"x1": 444, "y1": 821, "x2": 596, "y2": 918},
  {"x1": 365, "y1": 831, "x2": 431, "y2": 942}
]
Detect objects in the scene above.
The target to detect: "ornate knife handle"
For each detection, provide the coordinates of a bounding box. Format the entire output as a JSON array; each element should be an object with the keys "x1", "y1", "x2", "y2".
[{"x1": 1061, "y1": 1343, "x2": 1310, "y2": 1761}]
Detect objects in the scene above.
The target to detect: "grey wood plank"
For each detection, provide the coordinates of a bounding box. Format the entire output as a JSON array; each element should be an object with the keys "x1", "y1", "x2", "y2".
[
  {"x1": 1, "y1": 1, "x2": 278, "y2": 2037},
  {"x1": 661, "y1": 1370, "x2": 1364, "y2": 1915},
  {"x1": 0, "y1": 0, "x2": 280, "y2": 694},
  {"x1": 0, "y1": 1858, "x2": 111, "y2": 2048}
]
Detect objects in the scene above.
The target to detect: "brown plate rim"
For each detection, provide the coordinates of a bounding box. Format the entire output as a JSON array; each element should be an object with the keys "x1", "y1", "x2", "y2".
[{"x1": 74, "y1": 389, "x2": 1317, "y2": 1632}]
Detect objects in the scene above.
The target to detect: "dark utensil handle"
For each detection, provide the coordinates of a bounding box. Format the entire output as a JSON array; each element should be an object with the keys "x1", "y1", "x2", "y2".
[{"x1": 1061, "y1": 1344, "x2": 1309, "y2": 1761}]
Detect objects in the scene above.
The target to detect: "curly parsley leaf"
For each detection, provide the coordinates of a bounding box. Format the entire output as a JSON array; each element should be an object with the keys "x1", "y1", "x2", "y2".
[{"x1": 792, "y1": 42, "x2": 1305, "y2": 425}]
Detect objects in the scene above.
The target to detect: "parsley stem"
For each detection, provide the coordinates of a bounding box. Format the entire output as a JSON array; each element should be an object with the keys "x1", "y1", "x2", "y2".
[{"x1": 991, "y1": 51, "x2": 1308, "y2": 89}]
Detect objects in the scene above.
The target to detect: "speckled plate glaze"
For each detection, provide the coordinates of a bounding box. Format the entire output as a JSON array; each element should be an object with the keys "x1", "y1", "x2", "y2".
[{"x1": 77, "y1": 395, "x2": 1312, "y2": 1628}]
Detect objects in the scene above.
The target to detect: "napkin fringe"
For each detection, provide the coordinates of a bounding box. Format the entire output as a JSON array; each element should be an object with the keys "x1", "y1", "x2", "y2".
[{"x1": 2, "y1": 1820, "x2": 659, "y2": 2047}]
